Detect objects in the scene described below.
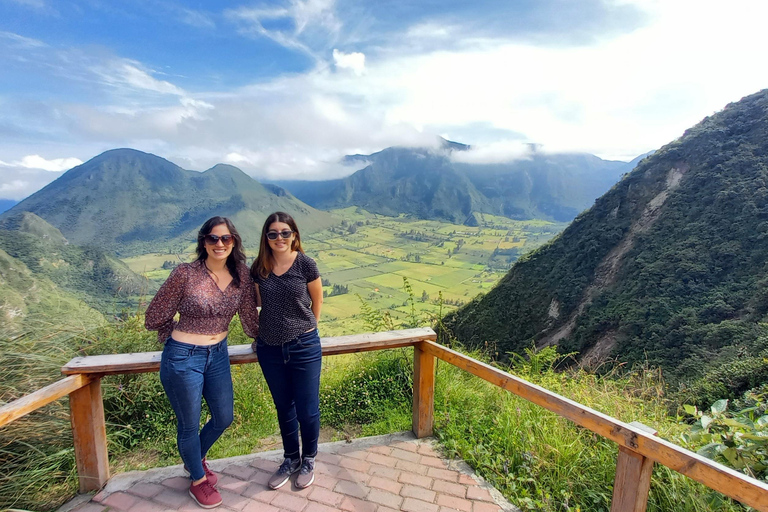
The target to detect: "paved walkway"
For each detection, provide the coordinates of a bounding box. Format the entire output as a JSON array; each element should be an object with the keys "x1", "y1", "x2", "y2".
[{"x1": 58, "y1": 432, "x2": 519, "y2": 512}]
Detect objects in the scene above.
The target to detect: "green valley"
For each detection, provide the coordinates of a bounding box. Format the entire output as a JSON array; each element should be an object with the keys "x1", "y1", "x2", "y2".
[{"x1": 122, "y1": 208, "x2": 568, "y2": 336}]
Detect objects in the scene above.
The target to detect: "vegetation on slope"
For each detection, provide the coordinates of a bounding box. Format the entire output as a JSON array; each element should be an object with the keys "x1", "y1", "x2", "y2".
[{"x1": 443, "y1": 89, "x2": 768, "y2": 397}]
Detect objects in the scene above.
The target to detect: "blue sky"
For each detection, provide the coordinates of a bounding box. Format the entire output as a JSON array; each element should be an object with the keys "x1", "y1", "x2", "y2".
[{"x1": 1, "y1": 0, "x2": 768, "y2": 200}]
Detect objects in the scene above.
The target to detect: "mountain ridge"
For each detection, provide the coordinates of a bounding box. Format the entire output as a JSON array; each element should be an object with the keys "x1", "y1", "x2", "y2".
[
  {"x1": 2, "y1": 149, "x2": 336, "y2": 255},
  {"x1": 271, "y1": 145, "x2": 636, "y2": 224}
]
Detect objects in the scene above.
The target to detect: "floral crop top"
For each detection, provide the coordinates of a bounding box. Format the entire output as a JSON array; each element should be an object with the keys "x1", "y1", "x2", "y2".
[{"x1": 145, "y1": 259, "x2": 259, "y2": 343}]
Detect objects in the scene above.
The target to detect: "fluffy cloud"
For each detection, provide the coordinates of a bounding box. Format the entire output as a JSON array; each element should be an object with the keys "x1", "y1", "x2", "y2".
[{"x1": 333, "y1": 49, "x2": 365, "y2": 75}]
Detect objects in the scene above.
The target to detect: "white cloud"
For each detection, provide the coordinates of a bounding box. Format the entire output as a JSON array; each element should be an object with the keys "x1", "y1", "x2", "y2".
[
  {"x1": 333, "y1": 49, "x2": 365, "y2": 75},
  {"x1": 0, "y1": 155, "x2": 82, "y2": 172},
  {"x1": 93, "y1": 60, "x2": 185, "y2": 96},
  {"x1": 450, "y1": 141, "x2": 532, "y2": 164}
]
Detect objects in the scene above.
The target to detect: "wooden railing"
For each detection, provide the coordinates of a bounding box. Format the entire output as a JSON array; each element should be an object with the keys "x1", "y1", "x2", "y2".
[{"x1": 1, "y1": 327, "x2": 767, "y2": 512}]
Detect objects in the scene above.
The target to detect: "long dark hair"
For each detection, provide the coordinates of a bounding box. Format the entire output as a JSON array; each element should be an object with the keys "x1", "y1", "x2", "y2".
[
  {"x1": 195, "y1": 216, "x2": 246, "y2": 287},
  {"x1": 251, "y1": 211, "x2": 304, "y2": 279}
]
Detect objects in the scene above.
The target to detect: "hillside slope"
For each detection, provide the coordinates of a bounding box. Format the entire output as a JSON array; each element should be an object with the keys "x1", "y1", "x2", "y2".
[
  {"x1": 2, "y1": 149, "x2": 336, "y2": 255},
  {"x1": 0, "y1": 212, "x2": 152, "y2": 312},
  {"x1": 443, "y1": 89, "x2": 768, "y2": 382}
]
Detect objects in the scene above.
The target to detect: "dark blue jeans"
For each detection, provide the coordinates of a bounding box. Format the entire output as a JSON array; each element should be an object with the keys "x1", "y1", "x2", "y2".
[
  {"x1": 160, "y1": 337, "x2": 234, "y2": 481},
  {"x1": 256, "y1": 329, "x2": 322, "y2": 460}
]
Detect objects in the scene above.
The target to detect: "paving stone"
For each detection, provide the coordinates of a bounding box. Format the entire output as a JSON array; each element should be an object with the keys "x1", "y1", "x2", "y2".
[
  {"x1": 437, "y1": 493, "x2": 473, "y2": 511},
  {"x1": 366, "y1": 488, "x2": 403, "y2": 509},
  {"x1": 250, "y1": 458, "x2": 279, "y2": 472},
  {"x1": 368, "y1": 475, "x2": 402, "y2": 494},
  {"x1": 402, "y1": 496, "x2": 440, "y2": 512},
  {"x1": 368, "y1": 464, "x2": 401, "y2": 480},
  {"x1": 421, "y1": 455, "x2": 448, "y2": 468},
  {"x1": 366, "y1": 452, "x2": 399, "y2": 467},
  {"x1": 125, "y1": 498, "x2": 168, "y2": 512},
  {"x1": 338, "y1": 449, "x2": 368, "y2": 460},
  {"x1": 334, "y1": 479, "x2": 370, "y2": 499},
  {"x1": 99, "y1": 491, "x2": 138, "y2": 511},
  {"x1": 432, "y1": 479, "x2": 468, "y2": 498},
  {"x1": 368, "y1": 445, "x2": 393, "y2": 455},
  {"x1": 427, "y1": 466, "x2": 460, "y2": 481},
  {"x1": 466, "y1": 486, "x2": 495, "y2": 502},
  {"x1": 338, "y1": 457, "x2": 371, "y2": 473},
  {"x1": 307, "y1": 486, "x2": 345, "y2": 507},
  {"x1": 312, "y1": 472, "x2": 338, "y2": 489},
  {"x1": 395, "y1": 459, "x2": 429, "y2": 475},
  {"x1": 220, "y1": 488, "x2": 251, "y2": 510},
  {"x1": 305, "y1": 502, "x2": 338, "y2": 512},
  {"x1": 162, "y1": 476, "x2": 191, "y2": 490},
  {"x1": 126, "y1": 482, "x2": 165, "y2": 499},
  {"x1": 270, "y1": 492, "x2": 310, "y2": 512},
  {"x1": 390, "y1": 440, "x2": 419, "y2": 452},
  {"x1": 391, "y1": 448, "x2": 421, "y2": 463},
  {"x1": 241, "y1": 483, "x2": 276, "y2": 503},
  {"x1": 242, "y1": 501, "x2": 279, "y2": 512},
  {"x1": 472, "y1": 502, "x2": 504, "y2": 512},
  {"x1": 401, "y1": 483, "x2": 437, "y2": 502},
  {"x1": 315, "y1": 452, "x2": 343, "y2": 465},
  {"x1": 458, "y1": 474, "x2": 477, "y2": 485},
  {"x1": 398, "y1": 471, "x2": 432, "y2": 488},
  {"x1": 339, "y1": 495, "x2": 377, "y2": 512},
  {"x1": 218, "y1": 474, "x2": 251, "y2": 494},
  {"x1": 222, "y1": 464, "x2": 256, "y2": 480},
  {"x1": 68, "y1": 502, "x2": 107, "y2": 512},
  {"x1": 152, "y1": 487, "x2": 193, "y2": 508},
  {"x1": 417, "y1": 443, "x2": 440, "y2": 456}
]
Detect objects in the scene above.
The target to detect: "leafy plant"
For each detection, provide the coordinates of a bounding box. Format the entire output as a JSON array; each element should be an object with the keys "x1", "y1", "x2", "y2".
[{"x1": 681, "y1": 395, "x2": 768, "y2": 480}]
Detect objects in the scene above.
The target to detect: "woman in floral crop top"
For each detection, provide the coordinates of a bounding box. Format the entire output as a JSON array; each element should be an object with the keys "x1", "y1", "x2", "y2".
[{"x1": 145, "y1": 216, "x2": 258, "y2": 508}]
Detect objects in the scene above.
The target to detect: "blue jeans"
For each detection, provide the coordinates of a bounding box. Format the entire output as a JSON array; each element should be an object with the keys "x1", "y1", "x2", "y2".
[
  {"x1": 160, "y1": 337, "x2": 234, "y2": 481},
  {"x1": 256, "y1": 329, "x2": 322, "y2": 460}
]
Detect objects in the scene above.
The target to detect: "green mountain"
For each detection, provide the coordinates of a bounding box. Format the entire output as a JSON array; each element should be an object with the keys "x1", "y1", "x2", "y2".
[
  {"x1": 442, "y1": 89, "x2": 768, "y2": 389},
  {"x1": 271, "y1": 141, "x2": 632, "y2": 224},
  {"x1": 2, "y1": 149, "x2": 335, "y2": 255},
  {"x1": 0, "y1": 212, "x2": 151, "y2": 314}
]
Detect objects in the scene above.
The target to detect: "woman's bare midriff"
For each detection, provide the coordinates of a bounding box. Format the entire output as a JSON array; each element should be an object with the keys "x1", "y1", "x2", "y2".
[{"x1": 171, "y1": 330, "x2": 228, "y2": 345}]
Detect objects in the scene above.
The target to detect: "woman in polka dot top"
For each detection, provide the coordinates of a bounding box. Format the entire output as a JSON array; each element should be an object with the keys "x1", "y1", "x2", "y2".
[{"x1": 251, "y1": 211, "x2": 324, "y2": 490}]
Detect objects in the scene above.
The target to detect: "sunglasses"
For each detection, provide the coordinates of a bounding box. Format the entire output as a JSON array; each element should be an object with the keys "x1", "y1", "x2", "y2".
[
  {"x1": 204, "y1": 234, "x2": 235, "y2": 246},
  {"x1": 267, "y1": 230, "x2": 294, "y2": 240}
]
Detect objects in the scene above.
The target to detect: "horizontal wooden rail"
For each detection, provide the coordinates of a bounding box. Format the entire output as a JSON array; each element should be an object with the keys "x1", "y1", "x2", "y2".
[
  {"x1": 420, "y1": 340, "x2": 768, "y2": 512},
  {"x1": 61, "y1": 328, "x2": 437, "y2": 375},
  {"x1": 0, "y1": 374, "x2": 94, "y2": 428}
]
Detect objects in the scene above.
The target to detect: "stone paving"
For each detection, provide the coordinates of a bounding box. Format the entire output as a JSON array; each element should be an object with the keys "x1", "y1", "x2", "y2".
[{"x1": 58, "y1": 432, "x2": 519, "y2": 512}]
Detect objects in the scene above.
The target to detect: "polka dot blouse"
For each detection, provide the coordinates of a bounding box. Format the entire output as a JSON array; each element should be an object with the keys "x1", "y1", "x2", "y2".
[
  {"x1": 254, "y1": 251, "x2": 320, "y2": 346},
  {"x1": 145, "y1": 259, "x2": 259, "y2": 343}
]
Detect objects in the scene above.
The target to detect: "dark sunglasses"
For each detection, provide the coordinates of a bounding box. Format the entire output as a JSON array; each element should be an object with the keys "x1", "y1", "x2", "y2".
[
  {"x1": 266, "y1": 230, "x2": 294, "y2": 240},
  {"x1": 204, "y1": 234, "x2": 235, "y2": 245}
]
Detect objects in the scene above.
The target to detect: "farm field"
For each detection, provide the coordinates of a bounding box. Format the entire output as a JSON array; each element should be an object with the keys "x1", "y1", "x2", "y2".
[{"x1": 122, "y1": 208, "x2": 568, "y2": 336}]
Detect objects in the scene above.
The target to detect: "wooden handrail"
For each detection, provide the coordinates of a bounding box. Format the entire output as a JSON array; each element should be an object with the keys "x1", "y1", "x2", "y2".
[
  {"x1": 61, "y1": 328, "x2": 437, "y2": 375},
  {"x1": 419, "y1": 340, "x2": 768, "y2": 512},
  {"x1": 0, "y1": 374, "x2": 93, "y2": 428}
]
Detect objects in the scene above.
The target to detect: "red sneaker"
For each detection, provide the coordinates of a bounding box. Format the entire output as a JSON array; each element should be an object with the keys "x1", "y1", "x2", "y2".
[
  {"x1": 189, "y1": 479, "x2": 222, "y2": 509},
  {"x1": 184, "y1": 457, "x2": 218, "y2": 486}
]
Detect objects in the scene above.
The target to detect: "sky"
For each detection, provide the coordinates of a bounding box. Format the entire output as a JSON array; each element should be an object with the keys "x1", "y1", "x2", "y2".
[{"x1": 1, "y1": 0, "x2": 768, "y2": 201}]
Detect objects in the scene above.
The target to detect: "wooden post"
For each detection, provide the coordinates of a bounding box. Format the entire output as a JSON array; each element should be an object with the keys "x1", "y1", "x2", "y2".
[
  {"x1": 412, "y1": 341, "x2": 435, "y2": 438},
  {"x1": 611, "y1": 422, "x2": 658, "y2": 512},
  {"x1": 610, "y1": 446, "x2": 654, "y2": 512},
  {"x1": 69, "y1": 376, "x2": 109, "y2": 492}
]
